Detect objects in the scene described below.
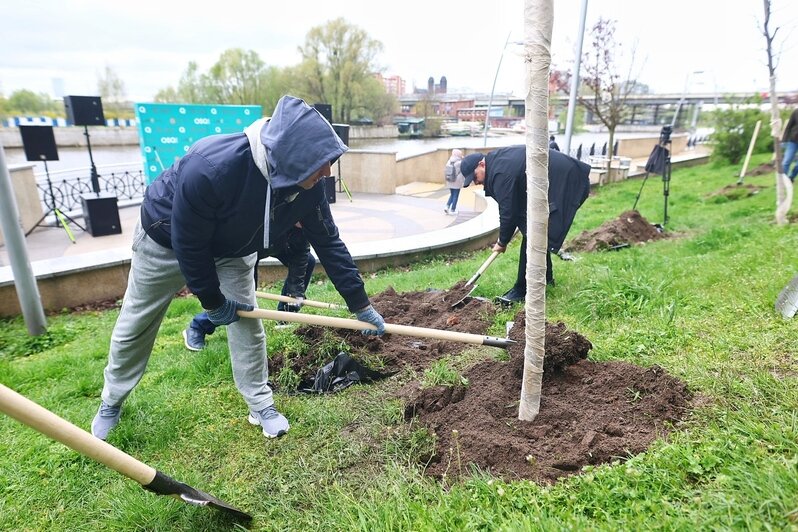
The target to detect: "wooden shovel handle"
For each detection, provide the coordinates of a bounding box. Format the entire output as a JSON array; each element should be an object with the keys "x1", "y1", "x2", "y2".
[
  {"x1": 255, "y1": 290, "x2": 345, "y2": 310},
  {"x1": 467, "y1": 251, "x2": 500, "y2": 286},
  {"x1": 0, "y1": 383, "x2": 156, "y2": 486},
  {"x1": 239, "y1": 308, "x2": 512, "y2": 348}
]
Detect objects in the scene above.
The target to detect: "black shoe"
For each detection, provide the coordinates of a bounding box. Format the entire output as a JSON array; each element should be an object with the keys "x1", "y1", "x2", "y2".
[{"x1": 496, "y1": 287, "x2": 525, "y2": 305}]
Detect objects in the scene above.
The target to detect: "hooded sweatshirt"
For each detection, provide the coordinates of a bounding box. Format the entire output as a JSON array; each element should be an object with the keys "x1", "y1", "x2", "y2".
[{"x1": 140, "y1": 95, "x2": 368, "y2": 311}]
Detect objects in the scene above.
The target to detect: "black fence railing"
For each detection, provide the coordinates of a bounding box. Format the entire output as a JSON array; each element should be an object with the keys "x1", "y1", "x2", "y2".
[{"x1": 35, "y1": 164, "x2": 147, "y2": 214}]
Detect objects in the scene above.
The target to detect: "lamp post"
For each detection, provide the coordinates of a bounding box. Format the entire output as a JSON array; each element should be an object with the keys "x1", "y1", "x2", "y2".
[
  {"x1": 483, "y1": 32, "x2": 512, "y2": 147},
  {"x1": 671, "y1": 69, "x2": 704, "y2": 129},
  {"x1": 563, "y1": 0, "x2": 589, "y2": 155}
]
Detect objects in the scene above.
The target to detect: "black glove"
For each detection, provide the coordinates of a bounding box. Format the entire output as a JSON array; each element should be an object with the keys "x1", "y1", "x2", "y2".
[
  {"x1": 355, "y1": 305, "x2": 385, "y2": 336},
  {"x1": 207, "y1": 299, "x2": 254, "y2": 326},
  {"x1": 278, "y1": 297, "x2": 303, "y2": 313}
]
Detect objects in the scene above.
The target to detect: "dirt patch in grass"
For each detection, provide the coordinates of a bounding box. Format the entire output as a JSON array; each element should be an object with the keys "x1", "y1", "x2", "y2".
[
  {"x1": 565, "y1": 210, "x2": 666, "y2": 252},
  {"x1": 274, "y1": 283, "x2": 692, "y2": 484},
  {"x1": 707, "y1": 183, "x2": 764, "y2": 200},
  {"x1": 747, "y1": 162, "x2": 775, "y2": 176}
]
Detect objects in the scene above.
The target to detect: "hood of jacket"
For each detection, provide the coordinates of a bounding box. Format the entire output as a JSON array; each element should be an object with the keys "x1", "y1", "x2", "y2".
[{"x1": 256, "y1": 95, "x2": 348, "y2": 189}]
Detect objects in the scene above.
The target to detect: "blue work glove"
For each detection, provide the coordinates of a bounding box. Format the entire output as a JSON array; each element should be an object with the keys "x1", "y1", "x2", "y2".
[
  {"x1": 207, "y1": 299, "x2": 254, "y2": 326},
  {"x1": 355, "y1": 305, "x2": 385, "y2": 336}
]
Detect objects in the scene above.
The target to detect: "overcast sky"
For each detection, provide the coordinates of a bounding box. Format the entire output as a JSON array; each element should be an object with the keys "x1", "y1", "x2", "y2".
[{"x1": 1, "y1": 0, "x2": 797, "y2": 103}]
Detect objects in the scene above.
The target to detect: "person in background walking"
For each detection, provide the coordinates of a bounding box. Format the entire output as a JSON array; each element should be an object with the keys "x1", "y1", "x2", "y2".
[
  {"x1": 444, "y1": 148, "x2": 465, "y2": 215},
  {"x1": 782, "y1": 107, "x2": 798, "y2": 182},
  {"x1": 549, "y1": 135, "x2": 561, "y2": 151}
]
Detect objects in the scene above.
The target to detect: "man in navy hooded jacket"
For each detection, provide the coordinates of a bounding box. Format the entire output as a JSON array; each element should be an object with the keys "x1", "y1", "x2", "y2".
[
  {"x1": 460, "y1": 146, "x2": 590, "y2": 304},
  {"x1": 92, "y1": 95, "x2": 385, "y2": 441}
]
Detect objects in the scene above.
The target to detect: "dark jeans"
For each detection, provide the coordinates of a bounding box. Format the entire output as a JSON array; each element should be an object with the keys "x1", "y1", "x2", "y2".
[
  {"x1": 513, "y1": 234, "x2": 553, "y2": 293},
  {"x1": 191, "y1": 254, "x2": 316, "y2": 335},
  {"x1": 445, "y1": 188, "x2": 461, "y2": 211}
]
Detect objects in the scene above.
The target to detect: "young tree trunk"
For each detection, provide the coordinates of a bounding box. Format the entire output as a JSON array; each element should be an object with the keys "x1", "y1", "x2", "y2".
[{"x1": 519, "y1": 0, "x2": 553, "y2": 422}]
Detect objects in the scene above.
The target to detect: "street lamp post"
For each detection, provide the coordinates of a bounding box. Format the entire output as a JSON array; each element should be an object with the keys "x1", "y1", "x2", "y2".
[
  {"x1": 671, "y1": 69, "x2": 704, "y2": 129},
  {"x1": 484, "y1": 32, "x2": 513, "y2": 147},
  {"x1": 563, "y1": 0, "x2": 589, "y2": 155}
]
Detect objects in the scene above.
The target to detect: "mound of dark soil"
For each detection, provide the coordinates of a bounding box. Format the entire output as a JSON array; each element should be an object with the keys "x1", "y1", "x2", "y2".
[
  {"x1": 401, "y1": 311, "x2": 693, "y2": 483},
  {"x1": 566, "y1": 210, "x2": 665, "y2": 252}
]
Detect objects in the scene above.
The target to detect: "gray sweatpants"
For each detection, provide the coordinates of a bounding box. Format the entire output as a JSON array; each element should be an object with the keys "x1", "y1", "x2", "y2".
[{"x1": 100, "y1": 221, "x2": 273, "y2": 412}]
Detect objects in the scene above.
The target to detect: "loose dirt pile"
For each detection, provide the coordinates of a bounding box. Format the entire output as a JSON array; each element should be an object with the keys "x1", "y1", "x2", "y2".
[
  {"x1": 270, "y1": 284, "x2": 693, "y2": 484},
  {"x1": 401, "y1": 311, "x2": 692, "y2": 482},
  {"x1": 565, "y1": 210, "x2": 665, "y2": 252}
]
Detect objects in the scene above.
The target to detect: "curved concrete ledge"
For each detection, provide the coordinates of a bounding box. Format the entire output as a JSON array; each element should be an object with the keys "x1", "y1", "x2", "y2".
[{"x1": 0, "y1": 191, "x2": 498, "y2": 316}]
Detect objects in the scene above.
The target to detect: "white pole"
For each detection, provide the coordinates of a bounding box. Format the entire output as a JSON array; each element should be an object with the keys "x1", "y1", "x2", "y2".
[
  {"x1": 484, "y1": 32, "x2": 512, "y2": 147},
  {"x1": 563, "y1": 0, "x2": 588, "y2": 155},
  {"x1": 0, "y1": 145, "x2": 47, "y2": 334}
]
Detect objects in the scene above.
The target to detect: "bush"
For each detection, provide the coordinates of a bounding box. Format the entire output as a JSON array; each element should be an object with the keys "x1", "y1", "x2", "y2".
[{"x1": 710, "y1": 103, "x2": 773, "y2": 165}]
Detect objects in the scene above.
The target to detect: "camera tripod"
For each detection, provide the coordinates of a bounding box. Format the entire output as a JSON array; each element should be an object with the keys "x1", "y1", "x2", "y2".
[
  {"x1": 25, "y1": 160, "x2": 85, "y2": 243},
  {"x1": 632, "y1": 125, "x2": 673, "y2": 225}
]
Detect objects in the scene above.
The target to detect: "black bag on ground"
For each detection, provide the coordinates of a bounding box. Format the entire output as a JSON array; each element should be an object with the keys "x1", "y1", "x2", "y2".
[{"x1": 297, "y1": 352, "x2": 392, "y2": 394}]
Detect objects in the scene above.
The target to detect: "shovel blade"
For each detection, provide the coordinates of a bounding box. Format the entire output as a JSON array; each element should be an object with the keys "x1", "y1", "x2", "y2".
[
  {"x1": 775, "y1": 274, "x2": 798, "y2": 319},
  {"x1": 449, "y1": 284, "x2": 477, "y2": 308},
  {"x1": 145, "y1": 470, "x2": 252, "y2": 521}
]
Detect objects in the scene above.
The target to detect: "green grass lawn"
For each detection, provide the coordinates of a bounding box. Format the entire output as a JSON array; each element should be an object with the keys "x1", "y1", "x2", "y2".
[{"x1": 1, "y1": 153, "x2": 797, "y2": 531}]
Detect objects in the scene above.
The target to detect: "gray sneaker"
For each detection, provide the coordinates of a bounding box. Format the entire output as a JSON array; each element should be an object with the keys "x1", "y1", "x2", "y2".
[
  {"x1": 247, "y1": 405, "x2": 290, "y2": 438},
  {"x1": 91, "y1": 401, "x2": 121, "y2": 440},
  {"x1": 182, "y1": 326, "x2": 206, "y2": 351}
]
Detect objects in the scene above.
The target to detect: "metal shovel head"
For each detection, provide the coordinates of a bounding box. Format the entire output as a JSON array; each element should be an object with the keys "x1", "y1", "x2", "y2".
[
  {"x1": 775, "y1": 274, "x2": 798, "y2": 319},
  {"x1": 448, "y1": 283, "x2": 477, "y2": 308},
  {"x1": 144, "y1": 470, "x2": 252, "y2": 521}
]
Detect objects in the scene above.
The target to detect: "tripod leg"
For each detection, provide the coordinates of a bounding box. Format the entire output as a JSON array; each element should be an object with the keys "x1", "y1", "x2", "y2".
[
  {"x1": 24, "y1": 211, "x2": 53, "y2": 237},
  {"x1": 632, "y1": 172, "x2": 650, "y2": 211},
  {"x1": 54, "y1": 209, "x2": 77, "y2": 244},
  {"x1": 56, "y1": 210, "x2": 86, "y2": 232},
  {"x1": 338, "y1": 177, "x2": 353, "y2": 202}
]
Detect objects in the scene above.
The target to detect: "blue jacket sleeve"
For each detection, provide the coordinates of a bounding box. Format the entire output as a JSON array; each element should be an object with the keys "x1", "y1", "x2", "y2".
[
  {"x1": 298, "y1": 187, "x2": 369, "y2": 312},
  {"x1": 170, "y1": 154, "x2": 226, "y2": 310}
]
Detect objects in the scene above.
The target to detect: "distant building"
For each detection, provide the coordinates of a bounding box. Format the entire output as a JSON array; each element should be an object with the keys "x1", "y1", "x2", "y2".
[
  {"x1": 414, "y1": 76, "x2": 448, "y2": 96},
  {"x1": 374, "y1": 73, "x2": 406, "y2": 97}
]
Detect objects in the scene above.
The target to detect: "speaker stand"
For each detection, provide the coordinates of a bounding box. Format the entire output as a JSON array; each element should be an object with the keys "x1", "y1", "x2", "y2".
[
  {"x1": 25, "y1": 160, "x2": 85, "y2": 243},
  {"x1": 335, "y1": 160, "x2": 353, "y2": 202},
  {"x1": 83, "y1": 125, "x2": 101, "y2": 194}
]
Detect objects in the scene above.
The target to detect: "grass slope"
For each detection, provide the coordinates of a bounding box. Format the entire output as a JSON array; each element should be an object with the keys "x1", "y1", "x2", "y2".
[{"x1": 1, "y1": 153, "x2": 796, "y2": 531}]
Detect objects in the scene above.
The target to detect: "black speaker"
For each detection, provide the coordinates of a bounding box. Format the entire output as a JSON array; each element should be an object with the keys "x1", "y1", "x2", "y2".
[
  {"x1": 324, "y1": 175, "x2": 336, "y2": 204},
  {"x1": 19, "y1": 125, "x2": 59, "y2": 161},
  {"x1": 313, "y1": 103, "x2": 332, "y2": 124},
  {"x1": 81, "y1": 193, "x2": 122, "y2": 236},
  {"x1": 332, "y1": 124, "x2": 350, "y2": 145},
  {"x1": 64, "y1": 95, "x2": 105, "y2": 126}
]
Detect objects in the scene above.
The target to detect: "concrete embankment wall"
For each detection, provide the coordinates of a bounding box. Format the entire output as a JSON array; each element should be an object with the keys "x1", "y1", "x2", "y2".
[{"x1": 0, "y1": 125, "x2": 398, "y2": 149}]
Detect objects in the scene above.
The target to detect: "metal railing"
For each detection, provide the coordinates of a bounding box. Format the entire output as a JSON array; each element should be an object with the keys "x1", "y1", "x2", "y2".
[{"x1": 35, "y1": 162, "x2": 146, "y2": 214}]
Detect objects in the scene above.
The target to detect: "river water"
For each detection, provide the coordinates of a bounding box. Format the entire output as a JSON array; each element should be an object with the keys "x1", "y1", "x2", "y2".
[{"x1": 4, "y1": 132, "x2": 638, "y2": 176}]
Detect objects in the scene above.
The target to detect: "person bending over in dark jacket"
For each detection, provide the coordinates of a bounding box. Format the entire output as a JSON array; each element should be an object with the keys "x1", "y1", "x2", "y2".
[
  {"x1": 182, "y1": 225, "x2": 315, "y2": 351},
  {"x1": 91, "y1": 95, "x2": 385, "y2": 441},
  {"x1": 460, "y1": 146, "x2": 590, "y2": 305}
]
